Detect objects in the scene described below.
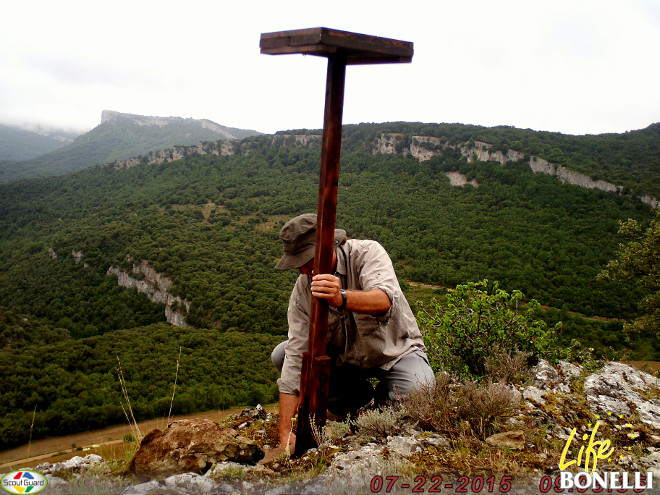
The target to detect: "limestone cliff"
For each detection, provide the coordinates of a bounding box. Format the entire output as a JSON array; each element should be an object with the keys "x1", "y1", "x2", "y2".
[
  {"x1": 110, "y1": 134, "x2": 321, "y2": 171},
  {"x1": 373, "y1": 133, "x2": 658, "y2": 207},
  {"x1": 107, "y1": 261, "x2": 190, "y2": 327}
]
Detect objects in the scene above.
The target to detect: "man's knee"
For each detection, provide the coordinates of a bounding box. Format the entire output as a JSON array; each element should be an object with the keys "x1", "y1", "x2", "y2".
[
  {"x1": 375, "y1": 350, "x2": 435, "y2": 403},
  {"x1": 271, "y1": 340, "x2": 287, "y2": 372}
]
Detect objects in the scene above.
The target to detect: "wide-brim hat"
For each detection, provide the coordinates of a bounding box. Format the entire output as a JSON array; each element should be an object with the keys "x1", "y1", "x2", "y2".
[{"x1": 275, "y1": 213, "x2": 347, "y2": 270}]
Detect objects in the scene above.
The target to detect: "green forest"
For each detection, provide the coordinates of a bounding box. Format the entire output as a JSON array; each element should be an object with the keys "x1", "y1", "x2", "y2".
[{"x1": 1, "y1": 121, "x2": 658, "y2": 449}]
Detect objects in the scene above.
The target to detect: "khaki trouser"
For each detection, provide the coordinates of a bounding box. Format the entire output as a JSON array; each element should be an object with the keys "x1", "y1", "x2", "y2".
[{"x1": 271, "y1": 341, "x2": 435, "y2": 416}]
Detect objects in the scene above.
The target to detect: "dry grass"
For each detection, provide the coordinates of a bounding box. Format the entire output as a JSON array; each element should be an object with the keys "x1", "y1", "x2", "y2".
[
  {"x1": 116, "y1": 356, "x2": 142, "y2": 444},
  {"x1": 355, "y1": 406, "x2": 409, "y2": 440},
  {"x1": 402, "y1": 373, "x2": 520, "y2": 439},
  {"x1": 484, "y1": 347, "x2": 533, "y2": 385}
]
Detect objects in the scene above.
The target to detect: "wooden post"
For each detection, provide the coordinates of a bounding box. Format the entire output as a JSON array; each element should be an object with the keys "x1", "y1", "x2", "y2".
[{"x1": 260, "y1": 27, "x2": 413, "y2": 456}]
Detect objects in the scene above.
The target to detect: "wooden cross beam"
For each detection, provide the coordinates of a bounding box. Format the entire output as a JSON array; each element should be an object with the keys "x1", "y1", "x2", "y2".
[{"x1": 260, "y1": 27, "x2": 413, "y2": 456}]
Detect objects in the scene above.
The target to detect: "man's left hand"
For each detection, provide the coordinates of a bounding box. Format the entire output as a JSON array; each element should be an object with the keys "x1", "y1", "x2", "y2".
[{"x1": 310, "y1": 274, "x2": 343, "y2": 307}]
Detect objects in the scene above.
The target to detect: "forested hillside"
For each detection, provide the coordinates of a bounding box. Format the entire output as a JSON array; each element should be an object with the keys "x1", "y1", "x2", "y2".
[
  {"x1": 342, "y1": 122, "x2": 660, "y2": 199},
  {"x1": 0, "y1": 111, "x2": 261, "y2": 184},
  {"x1": 1, "y1": 122, "x2": 658, "y2": 449}
]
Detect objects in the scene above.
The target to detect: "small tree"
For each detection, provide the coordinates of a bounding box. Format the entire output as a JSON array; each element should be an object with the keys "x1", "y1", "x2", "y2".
[
  {"x1": 599, "y1": 211, "x2": 660, "y2": 337},
  {"x1": 418, "y1": 280, "x2": 558, "y2": 379}
]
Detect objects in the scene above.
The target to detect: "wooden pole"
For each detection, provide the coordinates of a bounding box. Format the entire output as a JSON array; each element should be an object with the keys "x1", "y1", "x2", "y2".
[
  {"x1": 260, "y1": 27, "x2": 413, "y2": 456},
  {"x1": 294, "y1": 54, "x2": 346, "y2": 456}
]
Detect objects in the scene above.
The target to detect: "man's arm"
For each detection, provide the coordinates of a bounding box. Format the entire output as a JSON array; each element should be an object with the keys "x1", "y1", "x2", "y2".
[
  {"x1": 258, "y1": 392, "x2": 298, "y2": 464},
  {"x1": 310, "y1": 274, "x2": 391, "y2": 315},
  {"x1": 278, "y1": 392, "x2": 299, "y2": 448}
]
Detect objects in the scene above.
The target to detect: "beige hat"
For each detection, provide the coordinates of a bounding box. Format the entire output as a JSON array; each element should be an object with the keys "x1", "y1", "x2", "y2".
[{"x1": 275, "y1": 213, "x2": 347, "y2": 270}]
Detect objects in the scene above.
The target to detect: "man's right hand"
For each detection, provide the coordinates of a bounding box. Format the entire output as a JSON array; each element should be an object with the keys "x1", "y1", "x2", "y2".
[
  {"x1": 278, "y1": 392, "x2": 299, "y2": 445},
  {"x1": 258, "y1": 394, "x2": 298, "y2": 465}
]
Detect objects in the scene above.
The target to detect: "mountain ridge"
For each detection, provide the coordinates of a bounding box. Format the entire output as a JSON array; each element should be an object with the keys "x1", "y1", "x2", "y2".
[
  {"x1": 107, "y1": 124, "x2": 660, "y2": 208},
  {"x1": 0, "y1": 111, "x2": 262, "y2": 183}
]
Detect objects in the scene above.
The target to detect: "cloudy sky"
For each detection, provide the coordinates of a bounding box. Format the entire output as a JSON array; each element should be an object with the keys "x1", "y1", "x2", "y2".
[{"x1": 2, "y1": 0, "x2": 659, "y2": 136}]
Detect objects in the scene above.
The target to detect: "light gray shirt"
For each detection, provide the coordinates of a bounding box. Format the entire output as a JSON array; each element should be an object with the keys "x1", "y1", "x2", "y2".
[{"x1": 278, "y1": 239, "x2": 426, "y2": 395}]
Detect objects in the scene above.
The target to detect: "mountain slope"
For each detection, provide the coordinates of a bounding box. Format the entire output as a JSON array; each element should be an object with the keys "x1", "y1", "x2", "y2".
[
  {"x1": 339, "y1": 122, "x2": 660, "y2": 200},
  {"x1": 0, "y1": 111, "x2": 261, "y2": 183},
  {"x1": 1, "y1": 121, "x2": 658, "y2": 448},
  {"x1": 0, "y1": 123, "x2": 77, "y2": 161}
]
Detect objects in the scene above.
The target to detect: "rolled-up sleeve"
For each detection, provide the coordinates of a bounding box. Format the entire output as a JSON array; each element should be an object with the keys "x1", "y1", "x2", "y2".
[
  {"x1": 354, "y1": 241, "x2": 399, "y2": 321},
  {"x1": 277, "y1": 276, "x2": 311, "y2": 395}
]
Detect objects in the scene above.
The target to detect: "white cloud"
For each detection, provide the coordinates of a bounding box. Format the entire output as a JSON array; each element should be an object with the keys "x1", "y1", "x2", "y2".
[{"x1": 0, "y1": 0, "x2": 658, "y2": 134}]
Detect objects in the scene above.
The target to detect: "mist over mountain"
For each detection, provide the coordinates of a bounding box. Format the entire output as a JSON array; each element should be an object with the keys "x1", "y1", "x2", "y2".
[
  {"x1": 0, "y1": 110, "x2": 262, "y2": 183},
  {"x1": 0, "y1": 123, "x2": 78, "y2": 162}
]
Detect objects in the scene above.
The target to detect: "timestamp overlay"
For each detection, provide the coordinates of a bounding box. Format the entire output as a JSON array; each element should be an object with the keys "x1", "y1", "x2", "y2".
[{"x1": 367, "y1": 410, "x2": 657, "y2": 494}]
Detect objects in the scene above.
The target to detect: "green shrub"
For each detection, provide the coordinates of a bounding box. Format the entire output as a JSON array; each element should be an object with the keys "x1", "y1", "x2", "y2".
[{"x1": 418, "y1": 279, "x2": 559, "y2": 379}]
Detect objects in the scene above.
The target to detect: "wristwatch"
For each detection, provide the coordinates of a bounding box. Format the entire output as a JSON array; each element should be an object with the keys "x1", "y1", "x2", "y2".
[{"x1": 339, "y1": 289, "x2": 347, "y2": 310}]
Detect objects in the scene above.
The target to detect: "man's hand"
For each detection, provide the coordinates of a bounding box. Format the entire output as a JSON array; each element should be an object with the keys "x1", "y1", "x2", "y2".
[
  {"x1": 259, "y1": 392, "x2": 298, "y2": 465},
  {"x1": 311, "y1": 274, "x2": 392, "y2": 315},
  {"x1": 258, "y1": 431, "x2": 296, "y2": 465},
  {"x1": 310, "y1": 274, "x2": 343, "y2": 307}
]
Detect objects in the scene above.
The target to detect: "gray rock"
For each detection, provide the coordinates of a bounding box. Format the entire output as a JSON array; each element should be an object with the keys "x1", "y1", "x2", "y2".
[
  {"x1": 122, "y1": 480, "x2": 164, "y2": 495},
  {"x1": 423, "y1": 434, "x2": 451, "y2": 448},
  {"x1": 45, "y1": 475, "x2": 68, "y2": 488},
  {"x1": 35, "y1": 462, "x2": 53, "y2": 474},
  {"x1": 584, "y1": 362, "x2": 660, "y2": 427},
  {"x1": 386, "y1": 435, "x2": 423, "y2": 456},
  {"x1": 557, "y1": 360, "x2": 583, "y2": 379},
  {"x1": 40, "y1": 454, "x2": 106, "y2": 475},
  {"x1": 163, "y1": 472, "x2": 219, "y2": 493},
  {"x1": 300, "y1": 442, "x2": 390, "y2": 494},
  {"x1": 523, "y1": 385, "x2": 547, "y2": 405},
  {"x1": 532, "y1": 360, "x2": 559, "y2": 388},
  {"x1": 240, "y1": 404, "x2": 267, "y2": 419}
]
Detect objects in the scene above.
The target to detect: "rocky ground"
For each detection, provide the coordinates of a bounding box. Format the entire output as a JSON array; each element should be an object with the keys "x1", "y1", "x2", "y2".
[{"x1": 5, "y1": 361, "x2": 659, "y2": 494}]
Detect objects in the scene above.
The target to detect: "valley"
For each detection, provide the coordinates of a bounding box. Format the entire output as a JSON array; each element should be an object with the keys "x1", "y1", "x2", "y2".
[{"x1": 1, "y1": 118, "x2": 658, "y2": 451}]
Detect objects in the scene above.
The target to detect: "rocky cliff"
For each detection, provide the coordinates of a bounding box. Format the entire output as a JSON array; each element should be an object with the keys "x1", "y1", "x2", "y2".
[
  {"x1": 107, "y1": 127, "x2": 657, "y2": 207},
  {"x1": 110, "y1": 134, "x2": 322, "y2": 171},
  {"x1": 374, "y1": 133, "x2": 658, "y2": 207},
  {"x1": 107, "y1": 260, "x2": 190, "y2": 327}
]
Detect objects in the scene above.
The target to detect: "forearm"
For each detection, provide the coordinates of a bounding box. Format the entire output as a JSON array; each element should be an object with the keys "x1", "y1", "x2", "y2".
[
  {"x1": 279, "y1": 392, "x2": 299, "y2": 446},
  {"x1": 343, "y1": 288, "x2": 391, "y2": 315},
  {"x1": 311, "y1": 274, "x2": 392, "y2": 315}
]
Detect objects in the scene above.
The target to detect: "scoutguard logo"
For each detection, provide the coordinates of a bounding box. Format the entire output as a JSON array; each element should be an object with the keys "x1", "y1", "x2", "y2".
[{"x1": 1, "y1": 470, "x2": 47, "y2": 494}]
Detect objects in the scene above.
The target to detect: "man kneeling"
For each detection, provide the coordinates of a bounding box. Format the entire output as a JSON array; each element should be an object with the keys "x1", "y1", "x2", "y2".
[{"x1": 271, "y1": 214, "x2": 434, "y2": 453}]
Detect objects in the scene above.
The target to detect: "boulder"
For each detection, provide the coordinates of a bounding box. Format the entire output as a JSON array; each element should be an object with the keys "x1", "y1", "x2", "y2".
[
  {"x1": 532, "y1": 360, "x2": 560, "y2": 388},
  {"x1": 522, "y1": 385, "x2": 547, "y2": 406},
  {"x1": 584, "y1": 362, "x2": 660, "y2": 428},
  {"x1": 129, "y1": 419, "x2": 264, "y2": 477},
  {"x1": 162, "y1": 472, "x2": 219, "y2": 493},
  {"x1": 485, "y1": 430, "x2": 525, "y2": 450}
]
